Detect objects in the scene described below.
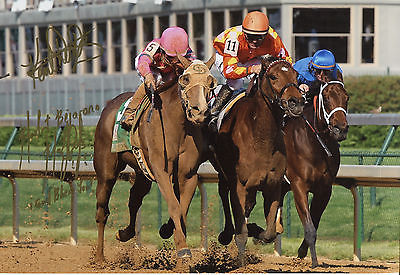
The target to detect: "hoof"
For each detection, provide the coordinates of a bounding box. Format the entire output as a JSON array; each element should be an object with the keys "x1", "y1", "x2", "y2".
[
  {"x1": 258, "y1": 230, "x2": 276, "y2": 243},
  {"x1": 298, "y1": 242, "x2": 308, "y2": 259},
  {"x1": 116, "y1": 228, "x2": 135, "y2": 242},
  {"x1": 247, "y1": 223, "x2": 264, "y2": 238},
  {"x1": 177, "y1": 248, "x2": 192, "y2": 258},
  {"x1": 311, "y1": 260, "x2": 319, "y2": 268},
  {"x1": 218, "y1": 230, "x2": 233, "y2": 245},
  {"x1": 159, "y1": 223, "x2": 174, "y2": 239}
]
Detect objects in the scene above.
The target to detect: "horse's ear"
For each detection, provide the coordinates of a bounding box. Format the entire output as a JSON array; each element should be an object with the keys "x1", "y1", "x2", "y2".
[
  {"x1": 177, "y1": 54, "x2": 192, "y2": 70},
  {"x1": 205, "y1": 53, "x2": 216, "y2": 70}
]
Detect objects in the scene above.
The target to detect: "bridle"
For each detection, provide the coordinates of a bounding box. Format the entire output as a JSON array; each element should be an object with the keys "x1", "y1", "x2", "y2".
[
  {"x1": 178, "y1": 60, "x2": 216, "y2": 114},
  {"x1": 317, "y1": 80, "x2": 347, "y2": 126},
  {"x1": 259, "y1": 59, "x2": 301, "y2": 113}
]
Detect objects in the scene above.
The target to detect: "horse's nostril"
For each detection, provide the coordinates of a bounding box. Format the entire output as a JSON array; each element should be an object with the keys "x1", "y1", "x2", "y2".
[{"x1": 192, "y1": 106, "x2": 200, "y2": 111}]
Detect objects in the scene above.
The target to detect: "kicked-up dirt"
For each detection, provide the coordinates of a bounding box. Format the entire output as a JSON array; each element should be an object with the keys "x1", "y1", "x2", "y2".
[{"x1": 0, "y1": 239, "x2": 398, "y2": 273}]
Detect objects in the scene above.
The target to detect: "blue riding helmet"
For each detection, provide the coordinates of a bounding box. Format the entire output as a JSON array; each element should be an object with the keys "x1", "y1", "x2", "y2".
[{"x1": 310, "y1": 49, "x2": 336, "y2": 70}]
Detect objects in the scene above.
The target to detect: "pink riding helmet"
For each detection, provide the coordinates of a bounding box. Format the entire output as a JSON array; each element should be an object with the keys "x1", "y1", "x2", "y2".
[{"x1": 160, "y1": 26, "x2": 189, "y2": 57}]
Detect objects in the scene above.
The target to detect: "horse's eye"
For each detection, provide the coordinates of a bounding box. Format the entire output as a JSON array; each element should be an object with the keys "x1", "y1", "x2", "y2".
[
  {"x1": 269, "y1": 75, "x2": 277, "y2": 80},
  {"x1": 179, "y1": 74, "x2": 190, "y2": 86}
]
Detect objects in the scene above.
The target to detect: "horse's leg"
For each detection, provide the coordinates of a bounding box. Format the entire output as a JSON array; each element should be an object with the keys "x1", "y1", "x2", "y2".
[
  {"x1": 305, "y1": 185, "x2": 332, "y2": 268},
  {"x1": 156, "y1": 172, "x2": 190, "y2": 258},
  {"x1": 290, "y1": 180, "x2": 315, "y2": 261},
  {"x1": 95, "y1": 174, "x2": 118, "y2": 262},
  {"x1": 116, "y1": 173, "x2": 152, "y2": 242},
  {"x1": 218, "y1": 172, "x2": 235, "y2": 245},
  {"x1": 159, "y1": 181, "x2": 179, "y2": 239},
  {"x1": 230, "y1": 182, "x2": 248, "y2": 264}
]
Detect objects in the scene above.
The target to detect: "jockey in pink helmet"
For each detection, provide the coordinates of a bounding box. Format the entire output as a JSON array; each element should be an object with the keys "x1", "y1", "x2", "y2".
[{"x1": 121, "y1": 27, "x2": 195, "y2": 130}]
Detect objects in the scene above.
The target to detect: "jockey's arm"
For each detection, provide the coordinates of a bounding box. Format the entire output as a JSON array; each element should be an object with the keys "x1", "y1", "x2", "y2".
[{"x1": 222, "y1": 55, "x2": 255, "y2": 79}]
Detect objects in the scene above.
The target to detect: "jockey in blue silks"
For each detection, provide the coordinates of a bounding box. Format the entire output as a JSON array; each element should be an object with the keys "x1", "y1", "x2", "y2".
[{"x1": 293, "y1": 49, "x2": 343, "y2": 97}]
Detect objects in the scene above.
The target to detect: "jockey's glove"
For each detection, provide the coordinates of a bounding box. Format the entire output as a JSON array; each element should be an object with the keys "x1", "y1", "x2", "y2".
[{"x1": 144, "y1": 73, "x2": 156, "y2": 90}]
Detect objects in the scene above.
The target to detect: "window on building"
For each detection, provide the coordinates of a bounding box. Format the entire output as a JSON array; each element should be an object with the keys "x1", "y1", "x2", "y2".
[
  {"x1": 10, "y1": 28, "x2": 19, "y2": 76},
  {"x1": 82, "y1": 22, "x2": 93, "y2": 73},
  {"x1": 52, "y1": 25, "x2": 62, "y2": 74},
  {"x1": 127, "y1": 19, "x2": 136, "y2": 70},
  {"x1": 159, "y1": 15, "x2": 169, "y2": 34},
  {"x1": 97, "y1": 22, "x2": 107, "y2": 73},
  {"x1": 229, "y1": 10, "x2": 242, "y2": 28},
  {"x1": 193, "y1": 12, "x2": 204, "y2": 60},
  {"x1": 292, "y1": 8, "x2": 350, "y2": 63},
  {"x1": 25, "y1": 26, "x2": 35, "y2": 73},
  {"x1": 143, "y1": 17, "x2": 154, "y2": 46},
  {"x1": 177, "y1": 13, "x2": 188, "y2": 32},
  {"x1": 362, "y1": 8, "x2": 374, "y2": 63},
  {"x1": 267, "y1": 8, "x2": 281, "y2": 34},
  {"x1": 112, "y1": 21, "x2": 121, "y2": 72},
  {"x1": 212, "y1": 11, "x2": 224, "y2": 37},
  {"x1": 0, "y1": 29, "x2": 5, "y2": 76}
]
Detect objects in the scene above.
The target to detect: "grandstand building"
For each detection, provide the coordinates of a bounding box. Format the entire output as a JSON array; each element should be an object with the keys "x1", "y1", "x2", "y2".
[{"x1": 0, "y1": 0, "x2": 398, "y2": 115}]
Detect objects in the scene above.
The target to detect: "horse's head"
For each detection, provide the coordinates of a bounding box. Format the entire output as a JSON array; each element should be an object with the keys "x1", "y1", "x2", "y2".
[
  {"x1": 177, "y1": 54, "x2": 217, "y2": 124},
  {"x1": 317, "y1": 81, "x2": 349, "y2": 141},
  {"x1": 259, "y1": 55, "x2": 304, "y2": 117}
]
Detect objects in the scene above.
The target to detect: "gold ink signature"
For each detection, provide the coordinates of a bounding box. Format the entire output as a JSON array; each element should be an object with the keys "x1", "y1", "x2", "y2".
[{"x1": 22, "y1": 25, "x2": 104, "y2": 88}]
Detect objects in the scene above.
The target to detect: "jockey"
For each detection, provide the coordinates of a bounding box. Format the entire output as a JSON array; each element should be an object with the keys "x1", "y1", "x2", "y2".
[
  {"x1": 293, "y1": 49, "x2": 343, "y2": 100},
  {"x1": 121, "y1": 26, "x2": 196, "y2": 130},
  {"x1": 210, "y1": 11, "x2": 292, "y2": 125}
]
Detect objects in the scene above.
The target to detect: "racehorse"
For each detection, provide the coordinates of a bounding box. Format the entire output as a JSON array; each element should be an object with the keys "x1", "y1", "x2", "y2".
[
  {"x1": 93, "y1": 54, "x2": 217, "y2": 262},
  {"x1": 246, "y1": 79, "x2": 349, "y2": 268},
  {"x1": 214, "y1": 55, "x2": 304, "y2": 261}
]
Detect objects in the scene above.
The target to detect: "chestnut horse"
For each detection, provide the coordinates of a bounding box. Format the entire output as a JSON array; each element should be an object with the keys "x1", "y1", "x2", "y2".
[
  {"x1": 93, "y1": 54, "x2": 216, "y2": 262},
  {"x1": 214, "y1": 56, "x2": 304, "y2": 261},
  {"x1": 246, "y1": 80, "x2": 349, "y2": 267}
]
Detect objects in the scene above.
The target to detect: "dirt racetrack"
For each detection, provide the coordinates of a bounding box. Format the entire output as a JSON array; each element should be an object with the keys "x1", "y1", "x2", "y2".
[{"x1": 0, "y1": 240, "x2": 398, "y2": 273}]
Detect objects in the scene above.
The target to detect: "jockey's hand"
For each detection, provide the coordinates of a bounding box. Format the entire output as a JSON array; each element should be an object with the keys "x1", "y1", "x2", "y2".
[
  {"x1": 248, "y1": 64, "x2": 262, "y2": 75},
  {"x1": 144, "y1": 73, "x2": 156, "y2": 90},
  {"x1": 299, "y1": 84, "x2": 310, "y2": 94}
]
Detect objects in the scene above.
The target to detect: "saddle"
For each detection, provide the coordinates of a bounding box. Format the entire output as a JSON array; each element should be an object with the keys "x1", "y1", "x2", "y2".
[{"x1": 214, "y1": 76, "x2": 258, "y2": 131}]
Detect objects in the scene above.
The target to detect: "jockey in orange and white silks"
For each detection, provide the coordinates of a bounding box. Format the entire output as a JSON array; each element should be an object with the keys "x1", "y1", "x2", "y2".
[
  {"x1": 208, "y1": 11, "x2": 292, "y2": 131},
  {"x1": 213, "y1": 11, "x2": 292, "y2": 91},
  {"x1": 121, "y1": 27, "x2": 196, "y2": 130}
]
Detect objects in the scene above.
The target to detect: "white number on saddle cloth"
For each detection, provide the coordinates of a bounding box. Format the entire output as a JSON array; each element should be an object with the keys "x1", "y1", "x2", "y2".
[
  {"x1": 144, "y1": 41, "x2": 160, "y2": 58},
  {"x1": 224, "y1": 38, "x2": 239, "y2": 56}
]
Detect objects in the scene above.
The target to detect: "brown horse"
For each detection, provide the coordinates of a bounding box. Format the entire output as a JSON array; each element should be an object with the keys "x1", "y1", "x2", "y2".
[
  {"x1": 214, "y1": 56, "x2": 304, "y2": 261},
  {"x1": 246, "y1": 80, "x2": 349, "y2": 267},
  {"x1": 93, "y1": 54, "x2": 216, "y2": 262}
]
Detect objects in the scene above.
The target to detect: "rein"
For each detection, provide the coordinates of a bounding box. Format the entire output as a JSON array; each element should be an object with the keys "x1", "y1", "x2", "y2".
[{"x1": 303, "y1": 80, "x2": 347, "y2": 157}]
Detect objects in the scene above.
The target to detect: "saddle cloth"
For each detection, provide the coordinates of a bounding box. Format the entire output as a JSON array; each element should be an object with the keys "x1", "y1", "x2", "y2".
[{"x1": 111, "y1": 96, "x2": 155, "y2": 181}]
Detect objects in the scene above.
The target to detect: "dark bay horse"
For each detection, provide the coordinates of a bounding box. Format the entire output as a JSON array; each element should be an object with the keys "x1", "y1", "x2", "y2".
[
  {"x1": 93, "y1": 54, "x2": 216, "y2": 262},
  {"x1": 247, "y1": 80, "x2": 349, "y2": 267},
  {"x1": 215, "y1": 56, "x2": 304, "y2": 260}
]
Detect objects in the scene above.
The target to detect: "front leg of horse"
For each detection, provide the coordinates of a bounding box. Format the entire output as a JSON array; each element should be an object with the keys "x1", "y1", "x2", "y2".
[
  {"x1": 230, "y1": 186, "x2": 248, "y2": 265},
  {"x1": 291, "y1": 184, "x2": 316, "y2": 265},
  {"x1": 306, "y1": 187, "x2": 332, "y2": 268},
  {"x1": 218, "y1": 174, "x2": 234, "y2": 245},
  {"x1": 117, "y1": 174, "x2": 152, "y2": 242},
  {"x1": 157, "y1": 173, "x2": 191, "y2": 258}
]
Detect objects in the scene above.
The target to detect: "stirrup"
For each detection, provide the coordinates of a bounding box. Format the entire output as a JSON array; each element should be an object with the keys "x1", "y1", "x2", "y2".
[{"x1": 208, "y1": 116, "x2": 218, "y2": 133}]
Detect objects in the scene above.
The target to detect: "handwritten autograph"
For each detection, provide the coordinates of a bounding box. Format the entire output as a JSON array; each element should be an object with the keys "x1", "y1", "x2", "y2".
[{"x1": 22, "y1": 25, "x2": 104, "y2": 88}]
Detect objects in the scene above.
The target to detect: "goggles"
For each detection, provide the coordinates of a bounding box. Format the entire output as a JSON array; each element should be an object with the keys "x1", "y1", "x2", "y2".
[
  {"x1": 311, "y1": 67, "x2": 334, "y2": 75},
  {"x1": 244, "y1": 33, "x2": 266, "y2": 43}
]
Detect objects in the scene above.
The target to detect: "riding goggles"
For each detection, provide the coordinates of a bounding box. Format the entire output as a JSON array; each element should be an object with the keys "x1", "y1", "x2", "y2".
[{"x1": 244, "y1": 33, "x2": 266, "y2": 43}]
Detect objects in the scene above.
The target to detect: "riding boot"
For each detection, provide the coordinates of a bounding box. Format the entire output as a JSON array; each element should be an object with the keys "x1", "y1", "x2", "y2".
[
  {"x1": 208, "y1": 84, "x2": 233, "y2": 132},
  {"x1": 120, "y1": 84, "x2": 147, "y2": 131}
]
